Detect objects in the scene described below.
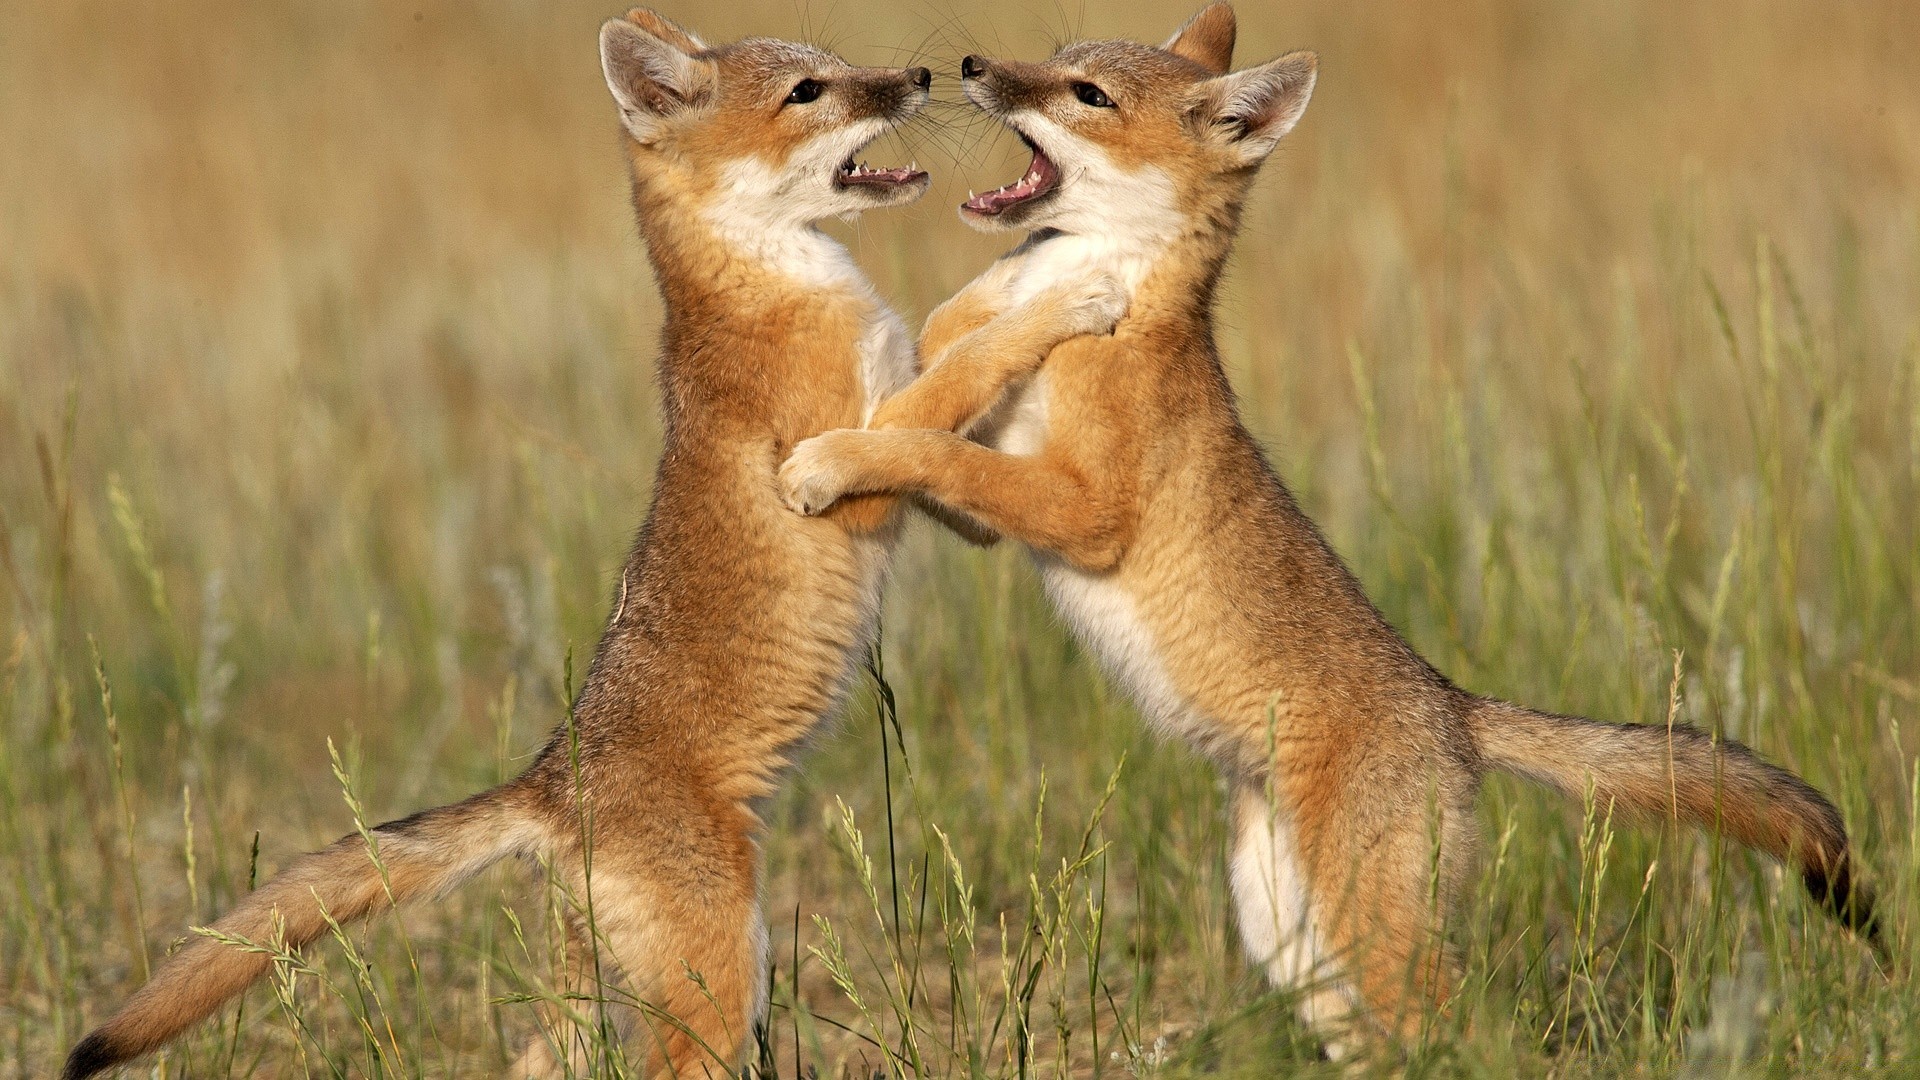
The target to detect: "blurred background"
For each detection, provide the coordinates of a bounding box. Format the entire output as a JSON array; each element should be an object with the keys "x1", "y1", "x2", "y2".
[{"x1": 2, "y1": 1, "x2": 1916, "y2": 1076}]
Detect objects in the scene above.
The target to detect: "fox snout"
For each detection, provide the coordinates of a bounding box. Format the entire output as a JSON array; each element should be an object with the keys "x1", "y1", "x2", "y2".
[
  {"x1": 958, "y1": 55, "x2": 1055, "y2": 117},
  {"x1": 859, "y1": 65, "x2": 933, "y2": 120},
  {"x1": 960, "y1": 55, "x2": 1012, "y2": 112}
]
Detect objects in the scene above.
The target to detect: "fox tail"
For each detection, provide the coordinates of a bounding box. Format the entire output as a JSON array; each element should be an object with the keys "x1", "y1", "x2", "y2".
[
  {"x1": 64, "y1": 785, "x2": 545, "y2": 1080},
  {"x1": 1467, "y1": 697, "x2": 1879, "y2": 945}
]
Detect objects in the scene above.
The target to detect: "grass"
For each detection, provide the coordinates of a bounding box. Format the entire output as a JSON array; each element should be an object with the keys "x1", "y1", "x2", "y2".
[{"x1": 2, "y1": 0, "x2": 1917, "y2": 1076}]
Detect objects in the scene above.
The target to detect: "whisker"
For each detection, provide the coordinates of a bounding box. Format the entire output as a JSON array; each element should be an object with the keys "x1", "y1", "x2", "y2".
[
  {"x1": 893, "y1": 114, "x2": 984, "y2": 170},
  {"x1": 817, "y1": 0, "x2": 853, "y2": 56},
  {"x1": 899, "y1": 11, "x2": 975, "y2": 68},
  {"x1": 903, "y1": 0, "x2": 987, "y2": 60},
  {"x1": 906, "y1": 0, "x2": 1016, "y2": 65},
  {"x1": 794, "y1": 0, "x2": 814, "y2": 47},
  {"x1": 1039, "y1": 0, "x2": 1088, "y2": 56},
  {"x1": 910, "y1": 110, "x2": 997, "y2": 150}
]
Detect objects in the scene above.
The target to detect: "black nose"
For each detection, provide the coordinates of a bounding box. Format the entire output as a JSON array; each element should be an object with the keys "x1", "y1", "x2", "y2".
[
  {"x1": 961, "y1": 55, "x2": 986, "y2": 79},
  {"x1": 908, "y1": 66, "x2": 931, "y2": 90}
]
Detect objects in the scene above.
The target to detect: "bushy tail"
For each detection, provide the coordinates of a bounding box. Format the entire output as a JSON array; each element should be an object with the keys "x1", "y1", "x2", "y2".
[
  {"x1": 64, "y1": 785, "x2": 545, "y2": 1080},
  {"x1": 1468, "y1": 698, "x2": 1879, "y2": 946}
]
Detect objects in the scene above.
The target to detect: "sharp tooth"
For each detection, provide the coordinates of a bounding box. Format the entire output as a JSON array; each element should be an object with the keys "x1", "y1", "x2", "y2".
[{"x1": 968, "y1": 189, "x2": 975, "y2": 199}]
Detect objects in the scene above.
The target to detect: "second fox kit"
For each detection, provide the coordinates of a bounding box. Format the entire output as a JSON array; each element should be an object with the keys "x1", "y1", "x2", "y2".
[
  {"x1": 782, "y1": 0, "x2": 1879, "y2": 1049},
  {"x1": 63, "y1": 11, "x2": 1118, "y2": 1080}
]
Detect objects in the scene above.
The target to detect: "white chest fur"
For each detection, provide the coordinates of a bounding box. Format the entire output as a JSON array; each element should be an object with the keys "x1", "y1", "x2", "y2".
[
  {"x1": 1004, "y1": 231, "x2": 1157, "y2": 305},
  {"x1": 857, "y1": 306, "x2": 915, "y2": 423},
  {"x1": 979, "y1": 232, "x2": 1158, "y2": 460},
  {"x1": 990, "y1": 232, "x2": 1203, "y2": 740},
  {"x1": 983, "y1": 372, "x2": 1050, "y2": 457},
  {"x1": 699, "y1": 161, "x2": 915, "y2": 417},
  {"x1": 1039, "y1": 558, "x2": 1197, "y2": 739}
]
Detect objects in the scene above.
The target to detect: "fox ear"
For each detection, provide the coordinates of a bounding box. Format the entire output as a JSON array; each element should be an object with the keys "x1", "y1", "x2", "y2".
[
  {"x1": 1192, "y1": 50, "x2": 1315, "y2": 165},
  {"x1": 622, "y1": 8, "x2": 707, "y2": 53},
  {"x1": 600, "y1": 13, "x2": 716, "y2": 143},
  {"x1": 1161, "y1": 2, "x2": 1236, "y2": 75}
]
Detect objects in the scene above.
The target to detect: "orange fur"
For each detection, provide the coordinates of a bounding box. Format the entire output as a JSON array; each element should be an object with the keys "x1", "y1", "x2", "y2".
[
  {"x1": 781, "y1": 1, "x2": 1880, "y2": 1055},
  {"x1": 67, "y1": 13, "x2": 940, "y2": 1078}
]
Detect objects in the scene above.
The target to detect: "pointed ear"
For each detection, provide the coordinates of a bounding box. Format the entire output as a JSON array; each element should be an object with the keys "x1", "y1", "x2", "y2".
[
  {"x1": 1192, "y1": 51, "x2": 1315, "y2": 165},
  {"x1": 600, "y1": 13, "x2": 716, "y2": 143},
  {"x1": 1161, "y1": 2, "x2": 1236, "y2": 75},
  {"x1": 622, "y1": 8, "x2": 706, "y2": 53}
]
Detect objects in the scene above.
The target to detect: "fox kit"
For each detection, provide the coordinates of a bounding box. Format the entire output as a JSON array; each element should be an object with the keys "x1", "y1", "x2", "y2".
[
  {"x1": 61, "y1": 12, "x2": 1114, "y2": 1079},
  {"x1": 780, "y1": 0, "x2": 1880, "y2": 1052}
]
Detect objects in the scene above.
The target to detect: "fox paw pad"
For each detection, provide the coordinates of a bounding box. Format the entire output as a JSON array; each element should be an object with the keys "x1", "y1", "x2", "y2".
[{"x1": 779, "y1": 435, "x2": 856, "y2": 516}]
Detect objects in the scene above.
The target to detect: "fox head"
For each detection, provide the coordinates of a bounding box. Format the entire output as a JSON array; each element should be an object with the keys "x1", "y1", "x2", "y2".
[
  {"x1": 955, "y1": 2, "x2": 1313, "y2": 243},
  {"x1": 599, "y1": 10, "x2": 932, "y2": 230}
]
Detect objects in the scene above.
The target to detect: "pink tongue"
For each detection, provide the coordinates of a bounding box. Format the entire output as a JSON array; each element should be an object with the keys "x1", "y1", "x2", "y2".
[
  {"x1": 964, "y1": 146, "x2": 1057, "y2": 215},
  {"x1": 965, "y1": 172, "x2": 1044, "y2": 213}
]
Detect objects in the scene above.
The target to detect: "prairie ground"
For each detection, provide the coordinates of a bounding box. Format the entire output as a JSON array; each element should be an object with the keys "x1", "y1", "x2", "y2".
[{"x1": 1, "y1": 0, "x2": 1916, "y2": 1076}]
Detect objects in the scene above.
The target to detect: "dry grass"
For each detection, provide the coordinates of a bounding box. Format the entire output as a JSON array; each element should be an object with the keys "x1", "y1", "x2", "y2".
[{"x1": 2, "y1": 0, "x2": 1917, "y2": 1076}]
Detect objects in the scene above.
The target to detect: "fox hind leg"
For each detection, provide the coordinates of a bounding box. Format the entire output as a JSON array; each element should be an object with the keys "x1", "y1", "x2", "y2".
[
  {"x1": 1229, "y1": 786, "x2": 1356, "y2": 1057},
  {"x1": 511, "y1": 846, "x2": 765, "y2": 1078},
  {"x1": 1234, "y1": 767, "x2": 1472, "y2": 1061},
  {"x1": 621, "y1": 885, "x2": 766, "y2": 1077},
  {"x1": 578, "y1": 842, "x2": 766, "y2": 1077},
  {"x1": 1291, "y1": 775, "x2": 1471, "y2": 1051},
  {"x1": 512, "y1": 913, "x2": 617, "y2": 1079}
]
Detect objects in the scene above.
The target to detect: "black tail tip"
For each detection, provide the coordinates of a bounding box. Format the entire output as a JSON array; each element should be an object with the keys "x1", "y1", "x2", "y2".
[
  {"x1": 1803, "y1": 861, "x2": 1884, "y2": 950},
  {"x1": 63, "y1": 1031, "x2": 121, "y2": 1080}
]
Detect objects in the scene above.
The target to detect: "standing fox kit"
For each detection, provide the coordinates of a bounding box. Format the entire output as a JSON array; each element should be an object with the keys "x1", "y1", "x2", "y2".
[
  {"x1": 782, "y1": 0, "x2": 1880, "y2": 1051},
  {"x1": 64, "y1": 11, "x2": 1118, "y2": 1079}
]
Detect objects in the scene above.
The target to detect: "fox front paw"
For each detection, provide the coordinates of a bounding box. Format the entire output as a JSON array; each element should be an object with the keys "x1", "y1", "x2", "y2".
[
  {"x1": 779, "y1": 431, "x2": 860, "y2": 516},
  {"x1": 1057, "y1": 272, "x2": 1129, "y2": 338}
]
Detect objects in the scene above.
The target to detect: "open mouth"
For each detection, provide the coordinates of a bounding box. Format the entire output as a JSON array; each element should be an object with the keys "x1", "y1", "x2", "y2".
[
  {"x1": 836, "y1": 155, "x2": 927, "y2": 190},
  {"x1": 962, "y1": 132, "x2": 1059, "y2": 217}
]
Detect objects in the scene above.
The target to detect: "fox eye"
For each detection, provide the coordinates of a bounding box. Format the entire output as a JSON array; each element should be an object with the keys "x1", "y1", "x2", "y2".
[
  {"x1": 1072, "y1": 82, "x2": 1114, "y2": 108},
  {"x1": 785, "y1": 79, "x2": 825, "y2": 105}
]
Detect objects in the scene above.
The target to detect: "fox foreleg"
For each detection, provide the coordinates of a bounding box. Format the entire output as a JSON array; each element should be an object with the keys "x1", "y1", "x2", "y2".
[
  {"x1": 914, "y1": 253, "x2": 1029, "y2": 362},
  {"x1": 875, "y1": 273, "x2": 1125, "y2": 435},
  {"x1": 780, "y1": 430, "x2": 1129, "y2": 573}
]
